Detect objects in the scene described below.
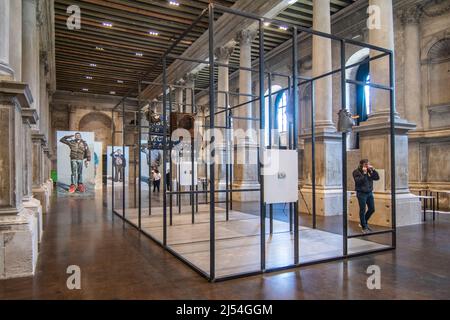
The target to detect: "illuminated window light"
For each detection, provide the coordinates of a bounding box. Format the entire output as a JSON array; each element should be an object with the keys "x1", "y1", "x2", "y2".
[
  {"x1": 95, "y1": 46, "x2": 104, "y2": 51},
  {"x1": 110, "y1": 91, "x2": 116, "y2": 95},
  {"x1": 85, "y1": 76, "x2": 93, "y2": 80},
  {"x1": 279, "y1": 25, "x2": 288, "y2": 31},
  {"x1": 117, "y1": 80, "x2": 124, "y2": 84},
  {"x1": 135, "y1": 52, "x2": 143, "y2": 57},
  {"x1": 89, "y1": 63, "x2": 97, "y2": 67},
  {"x1": 102, "y1": 22, "x2": 113, "y2": 28},
  {"x1": 169, "y1": 1, "x2": 180, "y2": 6},
  {"x1": 82, "y1": 88, "x2": 89, "y2": 92},
  {"x1": 149, "y1": 30, "x2": 159, "y2": 36}
]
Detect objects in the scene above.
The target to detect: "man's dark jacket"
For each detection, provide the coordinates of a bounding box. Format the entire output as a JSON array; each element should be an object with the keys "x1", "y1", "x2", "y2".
[
  {"x1": 353, "y1": 167, "x2": 380, "y2": 193},
  {"x1": 60, "y1": 135, "x2": 91, "y2": 161}
]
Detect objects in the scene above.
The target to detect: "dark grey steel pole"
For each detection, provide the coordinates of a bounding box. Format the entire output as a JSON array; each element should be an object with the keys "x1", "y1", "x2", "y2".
[
  {"x1": 122, "y1": 101, "x2": 126, "y2": 219},
  {"x1": 111, "y1": 110, "x2": 115, "y2": 213},
  {"x1": 389, "y1": 52, "x2": 397, "y2": 248},
  {"x1": 259, "y1": 19, "x2": 266, "y2": 272},
  {"x1": 162, "y1": 57, "x2": 168, "y2": 247},
  {"x1": 208, "y1": 4, "x2": 216, "y2": 281},
  {"x1": 340, "y1": 40, "x2": 348, "y2": 256},
  {"x1": 311, "y1": 82, "x2": 317, "y2": 229},
  {"x1": 268, "y1": 74, "x2": 273, "y2": 234},
  {"x1": 138, "y1": 82, "x2": 142, "y2": 230},
  {"x1": 292, "y1": 26, "x2": 299, "y2": 265}
]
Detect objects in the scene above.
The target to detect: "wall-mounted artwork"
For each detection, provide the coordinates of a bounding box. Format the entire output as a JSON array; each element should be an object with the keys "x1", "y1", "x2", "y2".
[
  {"x1": 57, "y1": 131, "x2": 95, "y2": 197},
  {"x1": 106, "y1": 146, "x2": 129, "y2": 186}
]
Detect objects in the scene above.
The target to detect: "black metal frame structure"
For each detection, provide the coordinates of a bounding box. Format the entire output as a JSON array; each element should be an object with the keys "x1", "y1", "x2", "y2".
[{"x1": 110, "y1": 3, "x2": 397, "y2": 282}]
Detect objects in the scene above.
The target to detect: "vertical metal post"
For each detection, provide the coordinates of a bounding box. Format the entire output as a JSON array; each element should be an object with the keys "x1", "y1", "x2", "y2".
[
  {"x1": 122, "y1": 101, "x2": 126, "y2": 219},
  {"x1": 111, "y1": 110, "x2": 115, "y2": 213},
  {"x1": 138, "y1": 82, "x2": 142, "y2": 230},
  {"x1": 162, "y1": 57, "x2": 168, "y2": 247},
  {"x1": 340, "y1": 40, "x2": 348, "y2": 256},
  {"x1": 148, "y1": 101, "x2": 152, "y2": 217},
  {"x1": 311, "y1": 82, "x2": 317, "y2": 229},
  {"x1": 169, "y1": 88, "x2": 173, "y2": 226},
  {"x1": 268, "y1": 73, "x2": 273, "y2": 234},
  {"x1": 208, "y1": 4, "x2": 216, "y2": 281},
  {"x1": 292, "y1": 26, "x2": 299, "y2": 265},
  {"x1": 225, "y1": 92, "x2": 229, "y2": 221},
  {"x1": 389, "y1": 52, "x2": 397, "y2": 248},
  {"x1": 259, "y1": 18, "x2": 266, "y2": 272}
]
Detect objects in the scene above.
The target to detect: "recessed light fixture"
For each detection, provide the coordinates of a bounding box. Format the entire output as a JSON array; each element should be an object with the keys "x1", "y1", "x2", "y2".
[
  {"x1": 82, "y1": 88, "x2": 89, "y2": 92},
  {"x1": 135, "y1": 52, "x2": 143, "y2": 57},
  {"x1": 117, "y1": 80, "x2": 124, "y2": 84},
  {"x1": 264, "y1": 22, "x2": 270, "y2": 27},
  {"x1": 169, "y1": 1, "x2": 180, "y2": 6},
  {"x1": 279, "y1": 26, "x2": 288, "y2": 31},
  {"x1": 86, "y1": 76, "x2": 93, "y2": 80},
  {"x1": 102, "y1": 22, "x2": 113, "y2": 28},
  {"x1": 110, "y1": 91, "x2": 116, "y2": 95},
  {"x1": 288, "y1": 0, "x2": 297, "y2": 4},
  {"x1": 149, "y1": 30, "x2": 159, "y2": 36},
  {"x1": 89, "y1": 63, "x2": 97, "y2": 67},
  {"x1": 95, "y1": 46, "x2": 104, "y2": 51}
]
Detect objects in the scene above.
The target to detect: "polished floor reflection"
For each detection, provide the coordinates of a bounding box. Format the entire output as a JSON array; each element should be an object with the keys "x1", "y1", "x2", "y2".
[{"x1": 1, "y1": 190, "x2": 449, "y2": 299}]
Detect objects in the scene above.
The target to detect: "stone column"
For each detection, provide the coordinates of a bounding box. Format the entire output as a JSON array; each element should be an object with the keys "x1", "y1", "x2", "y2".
[
  {"x1": 9, "y1": 0, "x2": 22, "y2": 81},
  {"x1": 0, "y1": 0, "x2": 14, "y2": 78},
  {"x1": 400, "y1": 5, "x2": 423, "y2": 129},
  {"x1": 214, "y1": 44, "x2": 234, "y2": 195},
  {"x1": 32, "y1": 131, "x2": 49, "y2": 213},
  {"x1": 352, "y1": 0, "x2": 421, "y2": 227},
  {"x1": 233, "y1": 29, "x2": 259, "y2": 202},
  {"x1": 0, "y1": 81, "x2": 38, "y2": 279},
  {"x1": 68, "y1": 105, "x2": 77, "y2": 130},
  {"x1": 300, "y1": 0, "x2": 343, "y2": 216}
]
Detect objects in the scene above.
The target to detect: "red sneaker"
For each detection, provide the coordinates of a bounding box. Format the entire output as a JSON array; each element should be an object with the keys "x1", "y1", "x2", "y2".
[
  {"x1": 77, "y1": 184, "x2": 86, "y2": 193},
  {"x1": 68, "y1": 184, "x2": 76, "y2": 193}
]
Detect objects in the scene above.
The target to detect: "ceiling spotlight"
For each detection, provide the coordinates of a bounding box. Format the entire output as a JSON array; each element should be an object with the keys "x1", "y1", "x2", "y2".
[
  {"x1": 95, "y1": 46, "x2": 104, "y2": 51},
  {"x1": 89, "y1": 63, "x2": 97, "y2": 67},
  {"x1": 110, "y1": 91, "x2": 116, "y2": 95},
  {"x1": 82, "y1": 88, "x2": 89, "y2": 92},
  {"x1": 117, "y1": 80, "x2": 124, "y2": 84},
  {"x1": 169, "y1": 1, "x2": 180, "y2": 6},
  {"x1": 279, "y1": 26, "x2": 288, "y2": 31},
  {"x1": 149, "y1": 30, "x2": 159, "y2": 36},
  {"x1": 264, "y1": 22, "x2": 270, "y2": 27},
  {"x1": 135, "y1": 52, "x2": 143, "y2": 57},
  {"x1": 288, "y1": 0, "x2": 297, "y2": 4},
  {"x1": 102, "y1": 22, "x2": 113, "y2": 28},
  {"x1": 86, "y1": 76, "x2": 93, "y2": 80}
]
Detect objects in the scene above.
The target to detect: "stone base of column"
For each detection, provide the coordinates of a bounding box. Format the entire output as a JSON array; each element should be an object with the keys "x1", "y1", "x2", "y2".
[
  {"x1": 349, "y1": 192, "x2": 422, "y2": 227},
  {"x1": 45, "y1": 179, "x2": 54, "y2": 194},
  {"x1": 0, "y1": 209, "x2": 39, "y2": 279},
  {"x1": 33, "y1": 185, "x2": 50, "y2": 214},
  {"x1": 299, "y1": 186, "x2": 343, "y2": 216},
  {"x1": 23, "y1": 197, "x2": 43, "y2": 243}
]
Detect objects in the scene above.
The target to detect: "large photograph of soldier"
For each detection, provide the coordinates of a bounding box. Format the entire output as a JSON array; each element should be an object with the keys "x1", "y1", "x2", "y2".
[
  {"x1": 56, "y1": 131, "x2": 96, "y2": 197},
  {"x1": 106, "y1": 146, "x2": 129, "y2": 186}
]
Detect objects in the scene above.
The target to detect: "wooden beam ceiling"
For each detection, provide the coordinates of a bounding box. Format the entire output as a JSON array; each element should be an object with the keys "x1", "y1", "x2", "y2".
[{"x1": 54, "y1": 0, "x2": 355, "y2": 97}]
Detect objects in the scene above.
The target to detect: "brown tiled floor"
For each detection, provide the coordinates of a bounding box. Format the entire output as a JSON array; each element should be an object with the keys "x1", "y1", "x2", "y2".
[{"x1": 1, "y1": 190, "x2": 449, "y2": 299}]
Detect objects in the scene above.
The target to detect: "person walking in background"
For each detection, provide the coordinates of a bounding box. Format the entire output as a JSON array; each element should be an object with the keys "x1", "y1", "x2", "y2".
[
  {"x1": 60, "y1": 132, "x2": 91, "y2": 193},
  {"x1": 353, "y1": 159, "x2": 380, "y2": 233},
  {"x1": 153, "y1": 169, "x2": 161, "y2": 192}
]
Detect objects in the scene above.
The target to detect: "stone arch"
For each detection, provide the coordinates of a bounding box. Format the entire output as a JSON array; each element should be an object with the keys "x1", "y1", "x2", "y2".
[
  {"x1": 426, "y1": 37, "x2": 450, "y2": 109},
  {"x1": 78, "y1": 111, "x2": 112, "y2": 153}
]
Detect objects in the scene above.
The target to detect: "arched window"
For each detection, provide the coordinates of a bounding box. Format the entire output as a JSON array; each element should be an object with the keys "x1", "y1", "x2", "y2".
[
  {"x1": 275, "y1": 91, "x2": 288, "y2": 134},
  {"x1": 356, "y1": 62, "x2": 370, "y2": 123}
]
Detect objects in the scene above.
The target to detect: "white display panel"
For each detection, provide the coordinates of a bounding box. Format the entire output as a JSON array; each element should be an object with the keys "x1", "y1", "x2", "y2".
[
  {"x1": 179, "y1": 161, "x2": 198, "y2": 186},
  {"x1": 263, "y1": 149, "x2": 298, "y2": 204}
]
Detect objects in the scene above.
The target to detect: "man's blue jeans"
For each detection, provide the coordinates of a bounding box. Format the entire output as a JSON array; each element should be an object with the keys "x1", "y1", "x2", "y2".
[
  {"x1": 357, "y1": 191, "x2": 375, "y2": 228},
  {"x1": 71, "y1": 160, "x2": 84, "y2": 185}
]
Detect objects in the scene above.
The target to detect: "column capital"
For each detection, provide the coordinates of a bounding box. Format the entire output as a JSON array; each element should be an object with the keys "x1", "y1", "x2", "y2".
[
  {"x1": 22, "y1": 107, "x2": 39, "y2": 125},
  {"x1": 236, "y1": 29, "x2": 257, "y2": 46},
  {"x1": 399, "y1": 5, "x2": 423, "y2": 25},
  {"x1": 214, "y1": 44, "x2": 235, "y2": 63}
]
